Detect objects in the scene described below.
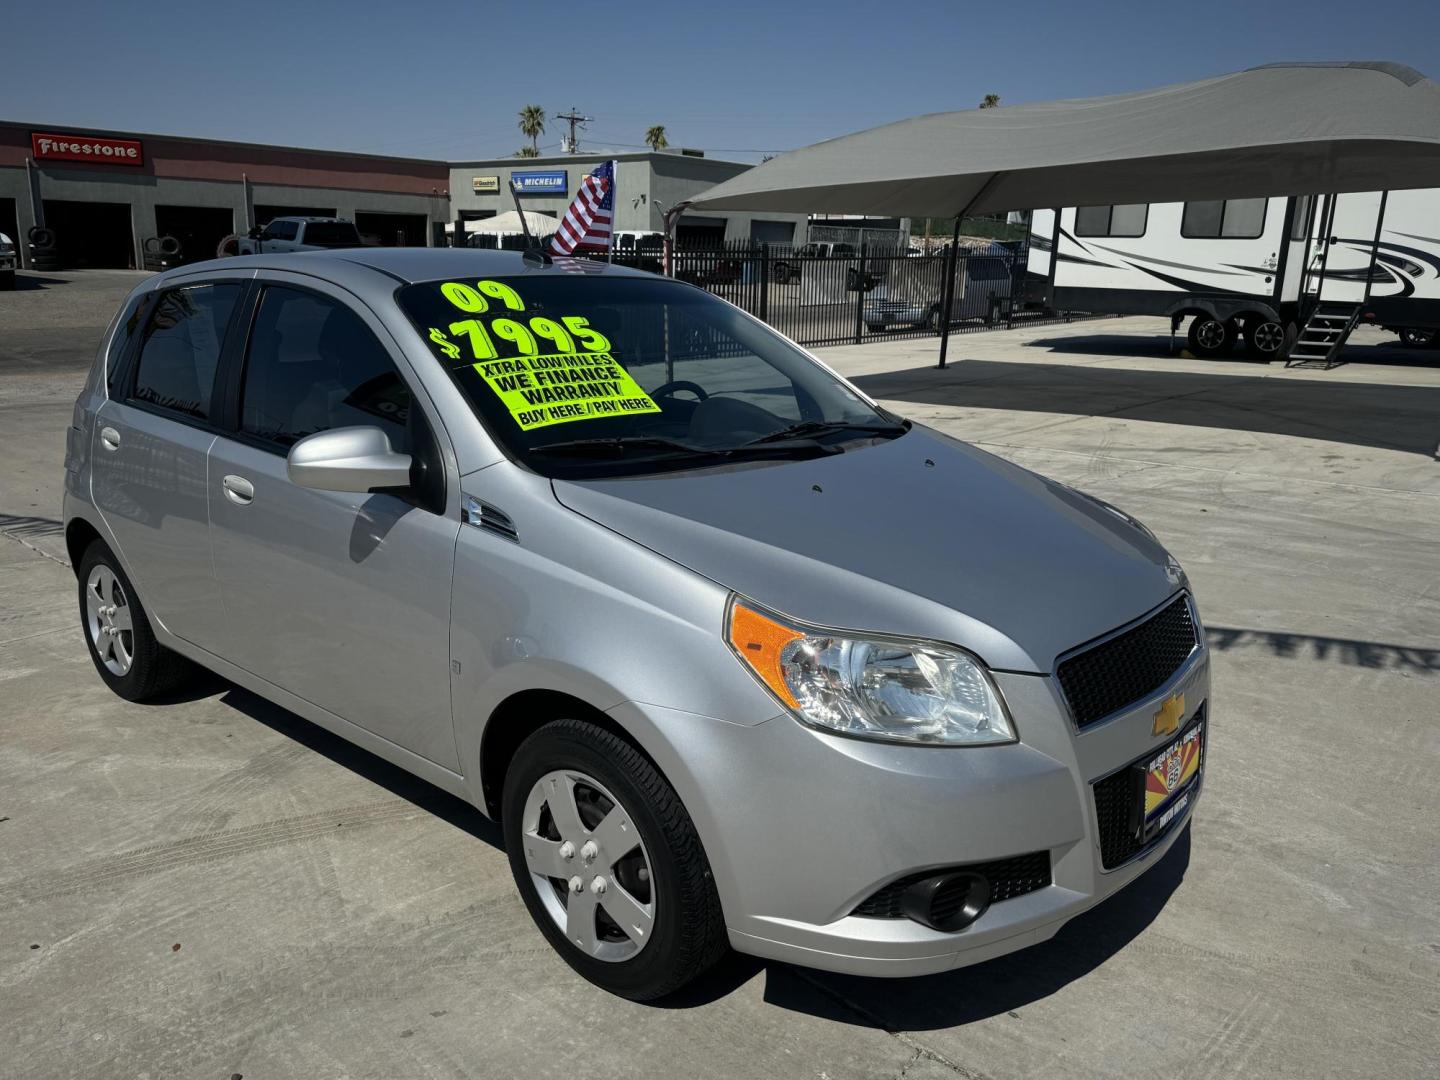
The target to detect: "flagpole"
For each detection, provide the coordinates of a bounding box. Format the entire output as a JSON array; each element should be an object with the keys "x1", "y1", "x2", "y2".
[{"x1": 607, "y1": 159, "x2": 617, "y2": 263}]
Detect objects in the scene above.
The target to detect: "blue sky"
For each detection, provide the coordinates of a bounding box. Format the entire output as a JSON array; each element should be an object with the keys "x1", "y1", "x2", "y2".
[{"x1": 5, "y1": 0, "x2": 1438, "y2": 162}]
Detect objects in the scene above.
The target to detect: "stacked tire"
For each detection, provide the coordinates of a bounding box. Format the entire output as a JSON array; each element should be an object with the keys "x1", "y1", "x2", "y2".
[
  {"x1": 28, "y1": 226, "x2": 61, "y2": 272},
  {"x1": 142, "y1": 236, "x2": 183, "y2": 271}
]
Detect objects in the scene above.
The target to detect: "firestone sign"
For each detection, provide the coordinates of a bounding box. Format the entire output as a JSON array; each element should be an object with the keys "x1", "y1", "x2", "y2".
[{"x1": 32, "y1": 132, "x2": 144, "y2": 166}]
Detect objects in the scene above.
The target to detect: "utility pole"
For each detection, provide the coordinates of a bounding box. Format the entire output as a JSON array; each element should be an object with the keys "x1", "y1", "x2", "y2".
[{"x1": 556, "y1": 108, "x2": 593, "y2": 154}]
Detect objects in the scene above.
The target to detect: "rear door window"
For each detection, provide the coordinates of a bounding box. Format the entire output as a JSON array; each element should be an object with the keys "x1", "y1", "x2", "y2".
[
  {"x1": 130, "y1": 284, "x2": 241, "y2": 420},
  {"x1": 238, "y1": 285, "x2": 412, "y2": 451},
  {"x1": 300, "y1": 222, "x2": 361, "y2": 247}
]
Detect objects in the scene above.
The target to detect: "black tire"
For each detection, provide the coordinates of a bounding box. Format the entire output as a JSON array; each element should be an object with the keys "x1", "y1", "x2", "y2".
[
  {"x1": 928, "y1": 306, "x2": 945, "y2": 334},
  {"x1": 158, "y1": 235, "x2": 181, "y2": 256},
  {"x1": 1186, "y1": 314, "x2": 1235, "y2": 358},
  {"x1": 1398, "y1": 327, "x2": 1436, "y2": 348},
  {"x1": 77, "y1": 540, "x2": 197, "y2": 702},
  {"x1": 1243, "y1": 316, "x2": 1294, "y2": 361},
  {"x1": 143, "y1": 236, "x2": 162, "y2": 254},
  {"x1": 502, "y1": 718, "x2": 727, "y2": 1000},
  {"x1": 216, "y1": 235, "x2": 241, "y2": 258},
  {"x1": 28, "y1": 226, "x2": 56, "y2": 250}
]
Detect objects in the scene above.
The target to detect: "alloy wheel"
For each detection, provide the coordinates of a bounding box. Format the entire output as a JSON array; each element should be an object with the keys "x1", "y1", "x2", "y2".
[
  {"x1": 1251, "y1": 320, "x2": 1287, "y2": 354},
  {"x1": 1194, "y1": 318, "x2": 1227, "y2": 350},
  {"x1": 520, "y1": 769, "x2": 656, "y2": 962},
  {"x1": 85, "y1": 564, "x2": 134, "y2": 676}
]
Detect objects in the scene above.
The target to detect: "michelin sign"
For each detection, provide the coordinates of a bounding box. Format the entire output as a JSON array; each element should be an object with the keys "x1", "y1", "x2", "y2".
[{"x1": 511, "y1": 171, "x2": 568, "y2": 196}]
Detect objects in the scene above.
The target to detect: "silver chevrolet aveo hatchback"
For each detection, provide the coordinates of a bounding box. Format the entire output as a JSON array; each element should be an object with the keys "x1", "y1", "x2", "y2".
[{"x1": 64, "y1": 249, "x2": 1208, "y2": 999}]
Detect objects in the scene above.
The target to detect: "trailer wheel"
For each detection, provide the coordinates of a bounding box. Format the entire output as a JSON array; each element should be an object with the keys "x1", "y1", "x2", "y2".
[
  {"x1": 1187, "y1": 315, "x2": 1235, "y2": 358},
  {"x1": 1244, "y1": 317, "x2": 1293, "y2": 361},
  {"x1": 1398, "y1": 327, "x2": 1436, "y2": 348}
]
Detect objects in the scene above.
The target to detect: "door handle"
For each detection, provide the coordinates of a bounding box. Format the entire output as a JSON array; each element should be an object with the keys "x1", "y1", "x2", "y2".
[
  {"x1": 222, "y1": 474, "x2": 255, "y2": 505},
  {"x1": 99, "y1": 426, "x2": 121, "y2": 452}
]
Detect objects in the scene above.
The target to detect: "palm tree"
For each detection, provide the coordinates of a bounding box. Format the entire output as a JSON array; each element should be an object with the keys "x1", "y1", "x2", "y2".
[
  {"x1": 644, "y1": 125, "x2": 668, "y2": 151},
  {"x1": 518, "y1": 105, "x2": 546, "y2": 155},
  {"x1": 979, "y1": 93, "x2": 1001, "y2": 109},
  {"x1": 514, "y1": 146, "x2": 540, "y2": 158}
]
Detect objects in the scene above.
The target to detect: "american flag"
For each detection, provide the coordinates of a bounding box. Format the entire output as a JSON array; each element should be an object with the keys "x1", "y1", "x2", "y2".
[{"x1": 549, "y1": 160, "x2": 614, "y2": 256}]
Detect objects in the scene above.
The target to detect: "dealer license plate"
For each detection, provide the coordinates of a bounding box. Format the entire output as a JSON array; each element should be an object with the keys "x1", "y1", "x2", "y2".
[{"x1": 1141, "y1": 720, "x2": 1204, "y2": 840}]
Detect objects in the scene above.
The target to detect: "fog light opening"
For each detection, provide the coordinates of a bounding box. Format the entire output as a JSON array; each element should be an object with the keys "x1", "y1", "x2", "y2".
[{"x1": 900, "y1": 871, "x2": 992, "y2": 932}]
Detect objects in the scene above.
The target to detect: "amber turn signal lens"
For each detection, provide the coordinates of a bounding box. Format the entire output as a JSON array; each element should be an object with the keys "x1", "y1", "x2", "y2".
[{"x1": 728, "y1": 601, "x2": 803, "y2": 708}]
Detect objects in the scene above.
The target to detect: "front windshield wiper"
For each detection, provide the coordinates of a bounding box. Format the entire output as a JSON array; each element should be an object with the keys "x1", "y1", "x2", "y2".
[
  {"x1": 531, "y1": 433, "x2": 842, "y2": 463},
  {"x1": 741, "y1": 419, "x2": 909, "y2": 446},
  {"x1": 531, "y1": 435, "x2": 720, "y2": 459}
]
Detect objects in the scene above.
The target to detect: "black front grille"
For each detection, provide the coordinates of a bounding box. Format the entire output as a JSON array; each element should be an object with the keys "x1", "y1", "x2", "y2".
[
  {"x1": 1056, "y1": 594, "x2": 1197, "y2": 729},
  {"x1": 1092, "y1": 767, "x2": 1145, "y2": 869},
  {"x1": 852, "y1": 850, "x2": 1051, "y2": 918}
]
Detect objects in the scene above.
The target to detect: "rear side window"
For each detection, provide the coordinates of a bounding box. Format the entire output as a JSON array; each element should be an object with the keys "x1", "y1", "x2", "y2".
[
  {"x1": 239, "y1": 286, "x2": 412, "y2": 451},
  {"x1": 131, "y1": 284, "x2": 241, "y2": 420},
  {"x1": 1074, "y1": 204, "x2": 1148, "y2": 237},
  {"x1": 1182, "y1": 198, "x2": 1268, "y2": 239},
  {"x1": 968, "y1": 257, "x2": 1010, "y2": 280},
  {"x1": 300, "y1": 222, "x2": 360, "y2": 247}
]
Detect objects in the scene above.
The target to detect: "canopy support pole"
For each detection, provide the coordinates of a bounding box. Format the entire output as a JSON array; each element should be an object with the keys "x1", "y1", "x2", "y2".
[
  {"x1": 937, "y1": 216, "x2": 962, "y2": 368},
  {"x1": 937, "y1": 173, "x2": 1006, "y2": 369}
]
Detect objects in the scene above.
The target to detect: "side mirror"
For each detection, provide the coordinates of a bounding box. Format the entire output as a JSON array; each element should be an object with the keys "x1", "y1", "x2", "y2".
[
  {"x1": 249, "y1": 226, "x2": 264, "y2": 239},
  {"x1": 287, "y1": 426, "x2": 411, "y2": 493}
]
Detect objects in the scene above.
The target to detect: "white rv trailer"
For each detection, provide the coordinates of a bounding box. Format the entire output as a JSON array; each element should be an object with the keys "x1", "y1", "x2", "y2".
[{"x1": 1026, "y1": 191, "x2": 1440, "y2": 363}]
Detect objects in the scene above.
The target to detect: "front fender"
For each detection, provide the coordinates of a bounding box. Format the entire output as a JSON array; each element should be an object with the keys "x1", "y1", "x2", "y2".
[{"x1": 448, "y1": 466, "x2": 787, "y2": 805}]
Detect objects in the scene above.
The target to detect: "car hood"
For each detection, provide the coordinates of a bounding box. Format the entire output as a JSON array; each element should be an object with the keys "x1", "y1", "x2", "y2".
[{"x1": 551, "y1": 426, "x2": 1181, "y2": 672}]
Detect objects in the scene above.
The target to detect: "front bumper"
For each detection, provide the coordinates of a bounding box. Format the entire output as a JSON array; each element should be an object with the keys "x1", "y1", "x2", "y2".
[{"x1": 609, "y1": 643, "x2": 1209, "y2": 978}]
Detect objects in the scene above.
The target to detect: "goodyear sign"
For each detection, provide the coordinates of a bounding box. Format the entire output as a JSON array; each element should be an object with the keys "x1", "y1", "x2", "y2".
[{"x1": 511, "y1": 171, "x2": 568, "y2": 196}]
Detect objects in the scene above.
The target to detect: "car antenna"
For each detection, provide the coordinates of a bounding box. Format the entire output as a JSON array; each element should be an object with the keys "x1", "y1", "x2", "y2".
[{"x1": 509, "y1": 179, "x2": 552, "y2": 267}]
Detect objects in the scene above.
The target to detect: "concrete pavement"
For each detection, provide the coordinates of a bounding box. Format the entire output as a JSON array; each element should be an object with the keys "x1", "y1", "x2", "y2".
[{"x1": 1, "y1": 271, "x2": 1437, "y2": 1079}]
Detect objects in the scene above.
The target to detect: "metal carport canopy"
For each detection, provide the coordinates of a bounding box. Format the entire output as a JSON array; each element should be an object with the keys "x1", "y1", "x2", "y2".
[{"x1": 688, "y1": 62, "x2": 1440, "y2": 217}]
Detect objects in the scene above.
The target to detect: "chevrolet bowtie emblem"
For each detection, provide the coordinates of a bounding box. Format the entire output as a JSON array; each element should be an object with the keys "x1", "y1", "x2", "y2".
[{"x1": 1152, "y1": 692, "x2": 1185, "y2": 737}]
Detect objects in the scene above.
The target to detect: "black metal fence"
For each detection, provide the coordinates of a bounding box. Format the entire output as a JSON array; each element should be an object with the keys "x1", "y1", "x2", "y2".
[{"x1": 588, "y1": 239, "x2": 1093, "y2": 349}]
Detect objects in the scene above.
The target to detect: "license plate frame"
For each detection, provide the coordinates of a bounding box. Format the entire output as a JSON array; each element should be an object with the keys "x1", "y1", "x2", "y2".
[{"x1": 1139, "y1": 719, "x2": 1204, "y2": 843}]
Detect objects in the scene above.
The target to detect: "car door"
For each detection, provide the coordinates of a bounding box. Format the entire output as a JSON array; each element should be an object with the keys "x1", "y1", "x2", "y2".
[
  {"x1": 206, "y1": 275, "x2": 461, "y2": 770},
  {"x1": 90, "y1": 277, "x2": 247, "y2": 649}
]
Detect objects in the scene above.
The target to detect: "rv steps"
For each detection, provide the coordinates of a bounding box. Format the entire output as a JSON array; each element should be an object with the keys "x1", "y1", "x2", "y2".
[{"x1": 1286, "y1": 302, "x2": 1361, "y2": 369}]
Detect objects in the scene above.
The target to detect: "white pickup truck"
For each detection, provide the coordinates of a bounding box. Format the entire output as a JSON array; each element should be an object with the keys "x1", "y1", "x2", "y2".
[
  {"x1": 235, "y1": 216, "x2": 363, "y2": 255},
  {"x1": 0, "y1": 231, "x2": 16, "y2": 290}
]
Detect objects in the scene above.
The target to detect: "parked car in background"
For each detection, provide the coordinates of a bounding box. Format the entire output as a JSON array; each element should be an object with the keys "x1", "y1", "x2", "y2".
[
  {"x1": 772, "y1": 241, "x2": 857, "y2": 284},
  {"x1": 66, "y1": 248, "x2": 1207, "y2": 1001},
  {"x1": 235, "y1": 216, "x2": 363, "y2": 255},
  {"x1": 0, "y1": 231, "x2": 16, "y2": 289},
  {"x1": 865, "y1": 254, "x2": 1015, "y2": 332}
]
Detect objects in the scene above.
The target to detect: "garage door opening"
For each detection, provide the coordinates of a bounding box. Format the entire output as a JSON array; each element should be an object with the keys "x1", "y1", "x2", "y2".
[
  {"x1": 253, "y1": 204, "x2": 337, "y2": 227},
  {"x1": 41, "y1": 200, "x2": 135, "y2": 269},
  {"x1": 154, "y1": 205, "x2": 236, "y2": 265},
  {"x1": 750, "y1": 219, "x2": 795, "y2": 246},
  {"x1": 676, "y1": 216, "x2": 727, "y2": 248},
  {"x1": 355, "y1": 211, "x2": 428, "y2": 247}
]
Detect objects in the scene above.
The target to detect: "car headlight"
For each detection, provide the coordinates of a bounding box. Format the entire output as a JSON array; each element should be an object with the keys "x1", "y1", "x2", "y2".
[{"x1": 726, "y1": 599, "x2": 1015, "y2": 746}]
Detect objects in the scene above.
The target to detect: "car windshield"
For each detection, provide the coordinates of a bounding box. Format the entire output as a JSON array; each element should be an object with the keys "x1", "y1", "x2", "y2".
[{"x1": 397, "y1": 273, "x2": 903, "y2": 477}]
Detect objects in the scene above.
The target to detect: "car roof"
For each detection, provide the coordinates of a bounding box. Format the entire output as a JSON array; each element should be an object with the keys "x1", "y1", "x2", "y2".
[{"x1": 159, "y1": 247, "x2": 659, "y2": 289}]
